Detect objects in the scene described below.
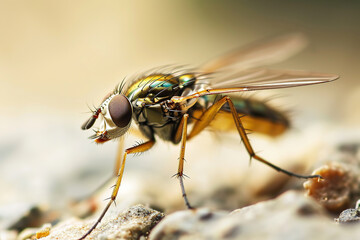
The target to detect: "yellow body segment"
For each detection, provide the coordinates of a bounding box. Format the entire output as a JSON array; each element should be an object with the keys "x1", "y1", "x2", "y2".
[
  {"x1": 211, "y1": 111, "x2": 287, "y2": 137},
  {"x1": 191, "y1": 109, "x2": 288, "y2": 137}
]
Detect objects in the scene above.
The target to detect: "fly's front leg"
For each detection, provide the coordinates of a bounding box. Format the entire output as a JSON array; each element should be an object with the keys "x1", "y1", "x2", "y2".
[
  {"x1": 114, "y1": 137, "x2": 125, "y2": 176},
  {"x1": 188, "y1": 96, "x2": 322, "y2": 180},
  {"x1": 174, "y1": 113, "x2": 193, "y2": 209},
  {"x1": 77, "y1": 139, "x2": 155, "y2": 240},
  {"x1": 73, "y1": 138, "x2": 125, "y2": 213}
]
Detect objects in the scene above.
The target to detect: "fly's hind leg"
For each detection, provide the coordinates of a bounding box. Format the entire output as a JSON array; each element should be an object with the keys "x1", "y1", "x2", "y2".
[
  {"x1": 77, "y1": 139, "x2": 155, "y2": 240},
  {"x1": 188, "y1": 96, "x2": 322, "y2": 180},
  {"x1": 173, "y1": 113, "x2": 193, "y2": 209}
]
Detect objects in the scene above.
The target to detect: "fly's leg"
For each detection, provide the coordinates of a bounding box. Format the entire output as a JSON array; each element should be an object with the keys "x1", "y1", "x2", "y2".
[
  {"x1": 173, "y1": 113, "x2": 193, "y2": 209},
  {"x1": 72, "y1": 138, "x2": 125, "y2": 219},
  {"x1": 77, "y1": 139, "x2": 155, "y2": 240},
  {"x1": 113, "y1": 137, "x2": 125, "y2": 176},
  {"x1": 88, "y1": 138, "x2": 125, "y2": 199},
  {"x1": 188, "y1": 96, "x2": 322, "y2": 180},
  {"x1": 74, "y1": 138, "x2": 125, "y2": 209},
  {"x1": 114, "y1": 128, "x2": 149, "y2": 175}
]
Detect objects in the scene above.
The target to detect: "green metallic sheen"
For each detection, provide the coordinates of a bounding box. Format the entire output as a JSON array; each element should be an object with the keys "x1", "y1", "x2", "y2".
[{"x1": 125, "y1": 73, "x2": 197, "y2": 143}]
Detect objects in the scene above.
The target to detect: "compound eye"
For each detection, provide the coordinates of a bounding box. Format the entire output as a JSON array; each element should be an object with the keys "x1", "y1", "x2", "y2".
[{"x1": 108, "y1": 95, "x2": 132, "y2": 128}]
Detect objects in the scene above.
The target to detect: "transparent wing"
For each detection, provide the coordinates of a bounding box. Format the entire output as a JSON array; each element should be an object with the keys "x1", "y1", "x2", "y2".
[
  {"x1": 172, "y1": 69, "x2": 338, "y2": 104},
  {"x1": 211, "y1": 68, "x2": 339, "y2": 90},
  {"x1": 200, "y1": 33, "x2": 308, "y2": 74}
]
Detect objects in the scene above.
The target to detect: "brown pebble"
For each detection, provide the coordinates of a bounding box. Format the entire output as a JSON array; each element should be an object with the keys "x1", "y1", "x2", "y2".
[{"x1": 303, "y1": 163, "x2": 355, "y2": 212}]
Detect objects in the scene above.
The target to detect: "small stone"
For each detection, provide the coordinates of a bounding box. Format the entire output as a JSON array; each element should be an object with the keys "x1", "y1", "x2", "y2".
[
  {"x1": 149, "y1": 191, "x2": 360, "y2": 240},
  {"x1": 148, "y1": 208, "x2": 229, "y2": 240},
  {"x1": 35, "y1": 224, "x2": 51, "y2": 239},
  {"x1": 336, "y1": 209, "x2": 360, "y2": 223},
  {"x1": 335, "y1": 200, "x2": 360, "y2": 223},
  {"x1": 304, "y1": 162, "x2": 359, "y2": 212},
  {"x1": 304, "y1": 139, "x2": 360, "y2": 213},
  {"x1": 41, "y1": 204, "x2": 164, "y2": 240}
]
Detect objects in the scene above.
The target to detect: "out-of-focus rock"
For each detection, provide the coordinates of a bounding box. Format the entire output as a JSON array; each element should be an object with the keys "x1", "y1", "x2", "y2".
[
  {"x1": 0, "y1": 202, "x2": 58, "y2": 239},
  {"x1": 0, "y1": 230, "x2": 17, "y2": 240},
  {"x1": 41, "y1": 204, "x2": 164, "y2": 240},
  {"x1": 149, "y1": 208, "x2": 230, "y2": 240},
  {"x1": 17, "y1": 223, "x2": 68, "y2": 240},
  {"x1": 7, "y1": 205, "x2": 57, "y2": 232},
  {"x1": 1, "y1": 204, "x2": 42, "y2": 231},
  {"x1": 18, "y1": 227, "x2": 39, "y2": 240},
  {"x1": 149, "y1": 191, "x2": 360, "y2": 240}
]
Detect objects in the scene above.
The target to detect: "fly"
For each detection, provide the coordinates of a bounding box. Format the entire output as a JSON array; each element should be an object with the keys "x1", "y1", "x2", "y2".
[{"x1": 78, "y1": 33, "x2": 338, "y2": 239}]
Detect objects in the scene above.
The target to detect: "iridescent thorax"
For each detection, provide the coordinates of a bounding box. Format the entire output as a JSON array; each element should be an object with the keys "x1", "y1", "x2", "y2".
[{"x1": 125, "y1": 73, "x2": 199, "y2": 143}]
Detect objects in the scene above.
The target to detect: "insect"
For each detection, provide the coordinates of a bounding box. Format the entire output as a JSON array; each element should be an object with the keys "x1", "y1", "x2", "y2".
[{"x1": 79, "y1": 33, "x2": 338, "y2": 239}]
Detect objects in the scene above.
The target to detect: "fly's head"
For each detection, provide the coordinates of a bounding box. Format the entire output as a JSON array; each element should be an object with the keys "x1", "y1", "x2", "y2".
[{"x1": 81, "y1": 90, "x2": 132, "y2": 144}]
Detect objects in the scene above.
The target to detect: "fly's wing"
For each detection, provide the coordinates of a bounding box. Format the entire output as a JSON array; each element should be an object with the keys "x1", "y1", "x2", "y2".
[
  {"x1": 184, "y1": 33, "x2": 338, "y2": 98},
  {"x1": 200, "y1": 33, "x2": 308, "y2": 74},
  {"x1": 172, "y1": 69, "x2": 338, "y2": 103},
  {"x1": 210, "y1": 69, "x2": 339, "y2": 90}
]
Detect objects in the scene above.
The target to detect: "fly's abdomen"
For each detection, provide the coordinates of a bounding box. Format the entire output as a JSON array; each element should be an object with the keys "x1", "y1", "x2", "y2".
[{"x1": 202, "y1": 95, "x2": 290, "y2": 137}]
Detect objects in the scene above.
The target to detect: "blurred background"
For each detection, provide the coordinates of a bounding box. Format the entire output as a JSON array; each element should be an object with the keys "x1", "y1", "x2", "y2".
[{"x1": 0, "y1": 0, "x2": 360, "y2": 231}]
